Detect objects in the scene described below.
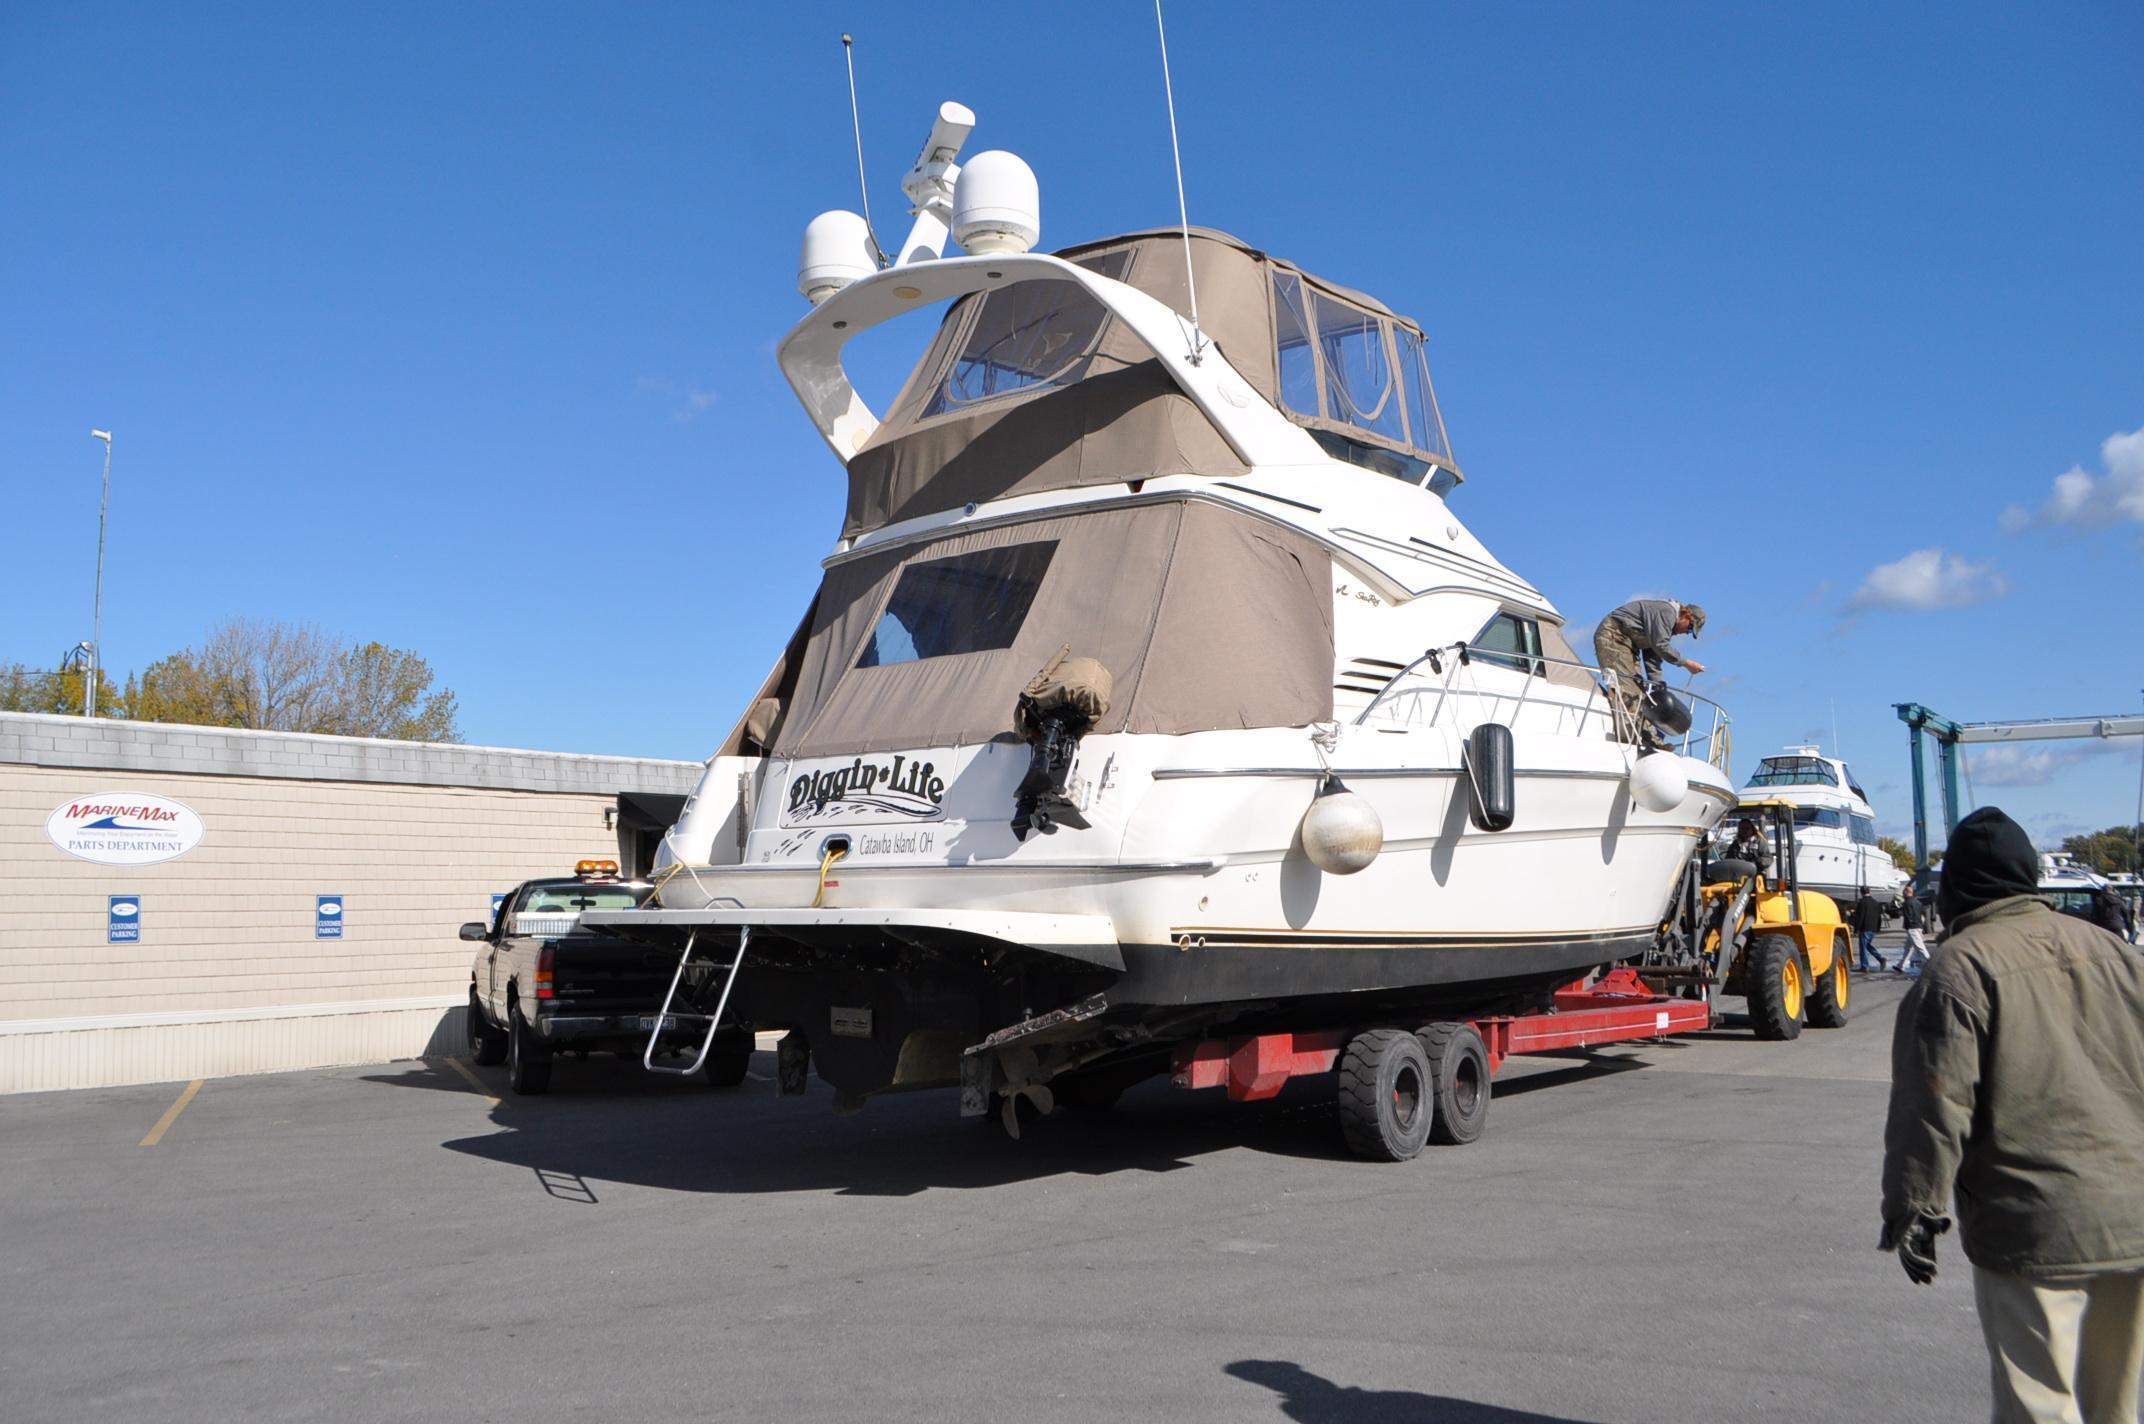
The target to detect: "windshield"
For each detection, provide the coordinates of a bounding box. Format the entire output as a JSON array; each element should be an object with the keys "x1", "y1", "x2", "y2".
[
  {"x1": 1746, "y1": 757, "x2": 1838, "y2": 788},
  {"x1": 520, "y1": 883, "x2": 648, "y2": 915}
]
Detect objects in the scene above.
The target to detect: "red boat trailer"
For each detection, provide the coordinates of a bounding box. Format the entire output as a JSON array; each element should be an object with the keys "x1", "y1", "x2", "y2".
[{"x1": 1167, "y1": 967, "x2": 1711, "y2": 1159}]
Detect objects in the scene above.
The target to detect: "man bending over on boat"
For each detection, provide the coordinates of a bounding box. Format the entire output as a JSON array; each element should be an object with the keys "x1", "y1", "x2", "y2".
[
  {"x1": 1880, "y1": 806, "x2": 2144, "y2": 1424},
  {"x1": 1592, "y1": 598, "x2": 1706, "y2": 748}
]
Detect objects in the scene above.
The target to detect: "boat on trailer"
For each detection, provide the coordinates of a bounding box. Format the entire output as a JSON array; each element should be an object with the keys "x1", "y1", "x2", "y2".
[{"x1": 584, "y1": 101, "x2": 1735, "y2": 1133}]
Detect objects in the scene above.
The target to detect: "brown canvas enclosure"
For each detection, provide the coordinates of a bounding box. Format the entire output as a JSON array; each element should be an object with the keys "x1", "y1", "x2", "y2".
[
  {"x1": 772, "y1": 499, "x2": 1335, "y2": 759},
  {"x1": 841, "y1": 228, "x2": 1459, "y2": 539}
]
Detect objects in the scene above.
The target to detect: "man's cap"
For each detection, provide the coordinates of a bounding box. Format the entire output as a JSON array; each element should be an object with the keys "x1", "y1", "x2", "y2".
[
  {"x1": 1936, "y1": 806, "x2": 2040, "y2": 923},
  {"x1": 1682, "y1": 603, "x2": 1706, "y2": 638}
]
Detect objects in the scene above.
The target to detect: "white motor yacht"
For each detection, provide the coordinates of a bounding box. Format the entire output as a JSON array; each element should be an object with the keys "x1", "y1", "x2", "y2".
[
  {"x1": 1731, "y1": 748, "x2": 1909, "y2": 910},
  {"x1": 586, "y1": 103, "x2": 1735, "y2": 1114}
]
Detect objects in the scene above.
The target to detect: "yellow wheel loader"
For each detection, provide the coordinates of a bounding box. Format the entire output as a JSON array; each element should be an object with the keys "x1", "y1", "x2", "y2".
[{"x1": 1651, "y1": 800, "x2": 1852, "y2": 1040}]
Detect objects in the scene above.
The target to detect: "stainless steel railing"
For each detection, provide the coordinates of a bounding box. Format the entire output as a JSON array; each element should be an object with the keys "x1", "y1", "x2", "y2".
[{"x1": 1351, "y1": 642, "x2": 1733, "y2": 773}]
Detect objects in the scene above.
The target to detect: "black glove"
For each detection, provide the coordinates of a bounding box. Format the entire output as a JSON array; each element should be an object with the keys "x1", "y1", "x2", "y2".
[{"x1": 1880, "y1": 1212, "x2": 1951, "y2": 1286}]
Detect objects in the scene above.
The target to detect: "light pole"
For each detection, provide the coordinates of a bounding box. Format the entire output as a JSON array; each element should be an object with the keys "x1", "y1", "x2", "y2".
[{"x1": 88, "y1": 429, "x2": 112, "y2": 718}]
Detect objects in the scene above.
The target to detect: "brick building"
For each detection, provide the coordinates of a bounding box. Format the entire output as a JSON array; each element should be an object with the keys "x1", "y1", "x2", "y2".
[{"x1": 0, "y1": 711, "x2": 701, "y2": 1093}]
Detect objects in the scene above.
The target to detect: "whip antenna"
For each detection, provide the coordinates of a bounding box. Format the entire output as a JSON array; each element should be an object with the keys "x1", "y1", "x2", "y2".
[
  {"x1": 841, "y1": 33, "x2": 888, "y2": 268},
  {"x1": 1153, "y1": 0, "x2": 1206, "y2": 363}
]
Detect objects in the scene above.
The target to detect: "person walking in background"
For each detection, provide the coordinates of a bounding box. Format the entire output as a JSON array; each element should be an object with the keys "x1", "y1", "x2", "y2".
[
  {"x1": 1854, "y1": 886, "x2": 1887, "y2": 971},
  {"x1": 1591, "y1": 598, "x2": 1705, "y2": 749},
  {"x1": 1880, "y1": 807, "x2": 2144, "y2": 1424},
  {"x1": 1898, "y1": 884, "x2": 1931, "y2": 974}
]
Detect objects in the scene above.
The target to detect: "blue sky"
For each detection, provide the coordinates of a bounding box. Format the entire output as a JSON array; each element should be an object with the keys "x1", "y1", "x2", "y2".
[{"x1": 5, "y1": 2, "x2": 2141, "y2": 849}]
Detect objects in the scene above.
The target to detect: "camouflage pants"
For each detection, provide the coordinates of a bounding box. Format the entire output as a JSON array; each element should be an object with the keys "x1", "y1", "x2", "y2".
[{"x1": 1592, "y1": 619, "x2": 1655, "y2": 747}]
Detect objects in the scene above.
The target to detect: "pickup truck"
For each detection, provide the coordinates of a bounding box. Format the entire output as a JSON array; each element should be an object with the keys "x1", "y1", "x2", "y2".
[{"x1": 461, "y1": 860, "x2": 754, "y2": 1094}]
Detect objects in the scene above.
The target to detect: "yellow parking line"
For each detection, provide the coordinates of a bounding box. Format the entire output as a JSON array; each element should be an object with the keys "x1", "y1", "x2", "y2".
[
  {"x1": 442, "y1": 1056, "x2": 500, "y2": 1106},
  {"x1": 139, "y1": 1080, "x2": 204, "y2": 1147}
]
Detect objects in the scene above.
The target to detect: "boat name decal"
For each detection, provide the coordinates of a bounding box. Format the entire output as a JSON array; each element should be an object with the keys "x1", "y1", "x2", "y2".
[{"x1": 785, "y1": 755, "x2": 947, "y2": 823}]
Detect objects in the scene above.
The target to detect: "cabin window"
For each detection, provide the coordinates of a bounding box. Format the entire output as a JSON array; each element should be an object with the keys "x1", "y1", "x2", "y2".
[
  {"x1": 1314, "y1": 292, "x2": 1405, "y2": 444},
  {"x1": 921, "y1": 252, "x2": 1129, "y2": 419},
  {"x1": 1273, "y1": 272, "x2": 1321, "y2": 419},
  {"x1": 857, "y1": 541, "x2": 1057, "y2": 668},
  {"x1": 1850, "y1": 814, "x2": 1879, "y2": 846},
  {"x1": 1394, "y1": 327, "x2": 1452, "y2": 466},
  {"x1": 1472, "y1": 611, "x2": 1545, "y2": 676},
  {"x1": 1748, "y1": 757, "x2": 1840, "y2": 788}
]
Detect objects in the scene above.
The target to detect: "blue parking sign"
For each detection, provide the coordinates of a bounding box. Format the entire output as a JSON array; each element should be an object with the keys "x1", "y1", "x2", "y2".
[
  {"x1": 316, "y1": 895, "x2": 345, "y2": 939},
  {"x1": 109, "y1": 895, "x2": 141, "y2": 944}
]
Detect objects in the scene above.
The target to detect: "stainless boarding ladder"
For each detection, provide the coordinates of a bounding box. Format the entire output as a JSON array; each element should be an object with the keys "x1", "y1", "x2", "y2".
[{"x1": 642, "y1": 925, "x2": 751, "y2": 1075}]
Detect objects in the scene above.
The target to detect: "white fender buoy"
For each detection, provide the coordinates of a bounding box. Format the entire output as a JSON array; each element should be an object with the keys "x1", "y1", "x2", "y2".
[
  {"x1": 1629, "y1": 751, "x2": 1688, "y2": 813},
  {"x1": 1301, "y1": 779, "x2": 1383, "y2": 874}
]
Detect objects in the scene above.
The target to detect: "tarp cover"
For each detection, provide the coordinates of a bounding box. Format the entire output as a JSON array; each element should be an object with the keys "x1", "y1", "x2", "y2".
[
  {"x1": 774, "y1": 499, "x2": 1334, "y2": 758},
  {"x1": 841, "y1": 228, "x2": 1456, "y2": 539}
]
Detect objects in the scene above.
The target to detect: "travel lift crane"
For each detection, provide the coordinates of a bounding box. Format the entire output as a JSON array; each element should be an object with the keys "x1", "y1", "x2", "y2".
[{"x1": 1893, "y1": 705, "x2": 2144, "y2": 886}]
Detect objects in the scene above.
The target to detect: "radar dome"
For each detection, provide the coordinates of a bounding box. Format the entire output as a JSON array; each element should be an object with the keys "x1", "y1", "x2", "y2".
[
  {"x1": 798, "y1": 211, "x2": 875, "y2": 305},
  {"x1": 953, "y1": 151, "x2": 1040, "y2": 255}
]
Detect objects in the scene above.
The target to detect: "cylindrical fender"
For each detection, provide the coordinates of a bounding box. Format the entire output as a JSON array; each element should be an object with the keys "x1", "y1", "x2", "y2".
[{"x1": 1464, "y1": 723, "x2": 1516, "y2": 832}]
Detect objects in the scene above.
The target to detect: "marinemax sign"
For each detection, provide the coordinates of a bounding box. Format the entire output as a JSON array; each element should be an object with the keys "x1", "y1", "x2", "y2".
[{"x1": 45, "y1": 793, "x2": 206, "y2": 866}]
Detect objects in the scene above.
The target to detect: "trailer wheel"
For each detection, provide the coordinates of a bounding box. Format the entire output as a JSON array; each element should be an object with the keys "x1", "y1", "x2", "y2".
[
  {"x1": 467, "y1": 988, "x2": 507, "y2": 1066},
  {"x1": 1745, "y1": 934, "x2": 1806, "y2": 1041},
  {"x1": 1806, "y1": 935, "x2": 1851, "y2": 1029},
  {"x1": 1419, "y1": 1022, "x2": 1491, "y2": 1145},
  {"x1": 704, "y1": 1029, "x2": 753, "y2": 1088},
  {"x1": 1337, "y1": 1029, "x2": 1433, "y2": 1161},
  {"x1": 507, "y1": 1008, "x2": 552, "y2": 1095}
]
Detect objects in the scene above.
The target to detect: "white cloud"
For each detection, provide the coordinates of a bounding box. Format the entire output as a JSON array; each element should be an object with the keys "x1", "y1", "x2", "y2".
[
  {"x1": 2000, "y1": 423, "x2": 2144, "y2": 533},
  {"x1": 1844, "y1": 547, "x2": 2007, "y2": 612},
  {"x1": 1967, "y1": 741, "x2": 2126, "y2": 788}
]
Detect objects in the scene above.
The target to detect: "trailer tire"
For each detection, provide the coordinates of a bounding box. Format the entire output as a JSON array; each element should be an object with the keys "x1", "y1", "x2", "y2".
[
  {"x1": 704, "y1": 1029, "x2": 753, "y2": 1088},
  {"x1": 1745, "y1": 934, "x2": 1806, "y2": 1041},
  {"x1": 467, "y1": 988, "x2": 507, "y2": 1066},
  {"x1": 507, "y1": 1007, "x2": 552, "y2": 1095},
  {"x1": 1807, "y1": 935, "x2": 1851, "y2": 1029},
  {"x1": 1337, "y1": 1029, "x2": 1433, "y2": 1161},
  {"x1": 1419, "y1": 1022, "x2": 1491, "y2": 1145}
]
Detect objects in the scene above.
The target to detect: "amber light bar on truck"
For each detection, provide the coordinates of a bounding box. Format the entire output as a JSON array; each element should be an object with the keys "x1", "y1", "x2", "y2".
[
  {"x1": 535, "y1": 944, "x2": 556, "y2": 1000},
  {"x1": 575, "y1": 859, "x2": 620, "y2": 879}
]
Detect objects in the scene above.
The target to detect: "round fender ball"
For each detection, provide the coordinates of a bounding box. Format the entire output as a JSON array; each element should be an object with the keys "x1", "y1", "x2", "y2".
[
  {"x1": 1302, "y1": 784, "x2": 1383, "y2": 875},
  {"x1": 1630, "y1": 752, "x2": 1689, "y2": 813}
]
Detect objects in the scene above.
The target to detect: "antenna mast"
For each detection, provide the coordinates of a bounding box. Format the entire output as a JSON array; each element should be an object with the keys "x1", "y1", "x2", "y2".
[
  {"x1": 841, "y1": 33, "x2": 888, "y2": 268},
  {"x1": 1153, "y1": 0, "x2": 1205, "y2": 363}
]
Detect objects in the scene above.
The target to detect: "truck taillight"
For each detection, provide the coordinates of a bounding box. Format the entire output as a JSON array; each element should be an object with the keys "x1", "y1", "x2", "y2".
[{"x1": 535, "y1": 944, "x2": 556, "y2": 1000}]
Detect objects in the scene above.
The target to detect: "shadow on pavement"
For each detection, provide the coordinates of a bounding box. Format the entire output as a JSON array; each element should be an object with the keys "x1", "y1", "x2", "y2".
[
  {"x1": 362, "y1": 1045, "x2": 1665, "y2": 1198},
  {"x1": 1226, "y1": 1360, "x2": 1599, "y2": 1423}
]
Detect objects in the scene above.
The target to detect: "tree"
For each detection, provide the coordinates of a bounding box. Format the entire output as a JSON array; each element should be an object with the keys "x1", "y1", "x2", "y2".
[
  {"x1": 325, "y1": 641, "x2": 460, "y2": 741},
  {"x1": 0, "y1": 663, "x2": 119, "y2": 716},
  {"x1": 2063, "y1": 826, "x2": 2141, "y2": 877},
  {"x1": 36, "y1": 619, "x2": 464, "y2": 743},
  {"x1": 1877, "y1": 836, "x2": 1916, "y2": 873}
]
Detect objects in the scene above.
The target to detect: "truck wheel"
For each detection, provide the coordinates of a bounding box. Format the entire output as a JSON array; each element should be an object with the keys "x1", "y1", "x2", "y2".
[
  {"x1": 1419, "y1": 1022, "x2": 1491, "y2": 1145},
  {"x1": 467, "y1": 988, "x2": 507, "y2": 1066},
  {"x1": 1337, "y1": 1029, "x2": 1433, "y2": 1161},
  {"x1": 1745, "y1": 934, "x2": 1806, "y2": 1041},
  {"x1": 704, "y1": 1029, "x2": 753, "y2": 1088},
  {"x1": 507, "y1": 1009, "x2": 552, "y2": 1095},
  {"x1": 1806, "y1": 935, "x2": 1851, "y2": 1029}
]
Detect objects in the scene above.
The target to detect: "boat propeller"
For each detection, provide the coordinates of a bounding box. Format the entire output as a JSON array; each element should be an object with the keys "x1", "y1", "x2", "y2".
[{"x1": 994, "y1": 1046, "x2": 1055, "y2": 1139}]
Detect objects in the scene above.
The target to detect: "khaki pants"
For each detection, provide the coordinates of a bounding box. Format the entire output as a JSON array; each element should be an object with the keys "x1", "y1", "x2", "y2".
[
  {"x1": 1591, "y1": 619, "x2": 1653, "y2": 747},
  {"x1": 1973, "y1": 1265, "x2": 2144, "y2": 1424}
]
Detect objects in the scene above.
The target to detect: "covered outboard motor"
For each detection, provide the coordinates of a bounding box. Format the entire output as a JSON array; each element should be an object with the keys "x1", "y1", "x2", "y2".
[
  {"x1": 1464, "y1": 722, "x2": 1516, "y2": 832},
  {"x1": 1011, "y1": 647, "x2": 1113, "y2": 840}
]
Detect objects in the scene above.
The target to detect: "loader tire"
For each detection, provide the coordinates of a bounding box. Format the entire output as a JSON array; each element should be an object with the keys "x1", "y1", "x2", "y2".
[
  {"x1": 1337, "y1": 1029, "x2": 1432, "y2": 1162},
  {"x1": 1806, "y1": 936, "x2": 1851, "y2": 1029},
  {"x1": 1745, "y1": 934, "x2": 1806, "y2": 1041}
]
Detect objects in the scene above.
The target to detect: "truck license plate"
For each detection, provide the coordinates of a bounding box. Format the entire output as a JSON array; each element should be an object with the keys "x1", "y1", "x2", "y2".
[
  {"x1": 830, "y1": 1007, "x2": 873, "y2": 1039},
  {"x1": 639, "y1": 1015, "x2": 677, "y2": 1032}
]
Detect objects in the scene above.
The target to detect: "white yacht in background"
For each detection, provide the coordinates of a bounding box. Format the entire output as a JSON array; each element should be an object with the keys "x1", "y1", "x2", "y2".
[
  {"x1": 1733, "y1": 748, "x2": 1908, "y2": 909},
  {"x1": 2039, "y1": 852, "x2": 2110, "y2": 918},
  {"x1": 586, "y1": 102, "x2": 1735, "y2": 1116}
]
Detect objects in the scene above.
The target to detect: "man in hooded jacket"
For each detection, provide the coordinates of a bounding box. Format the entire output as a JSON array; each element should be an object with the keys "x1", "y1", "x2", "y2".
[{"x1": 1881, "y1": 806, "x2": 2144, "y2": 1424}]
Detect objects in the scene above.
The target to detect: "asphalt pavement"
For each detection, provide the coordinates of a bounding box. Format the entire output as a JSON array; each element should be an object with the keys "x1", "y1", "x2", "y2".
[{"x1": 0, "y1": 938, "x2": 1991, "y2": 1423}]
